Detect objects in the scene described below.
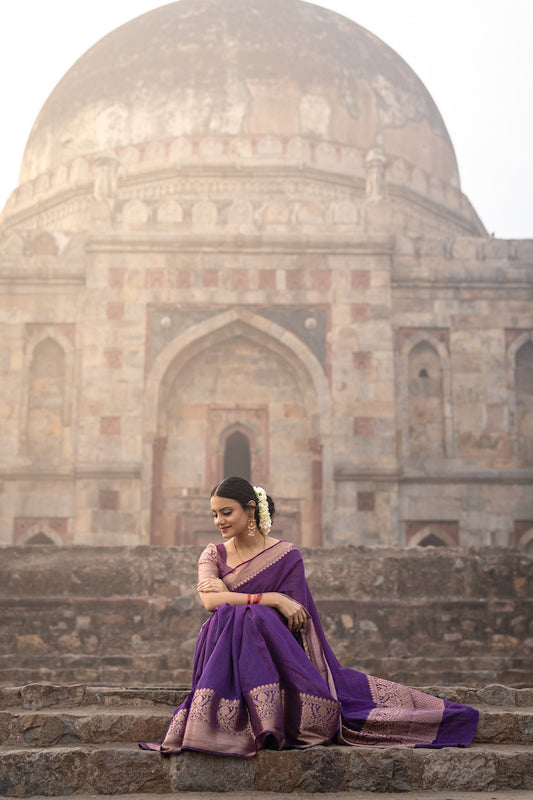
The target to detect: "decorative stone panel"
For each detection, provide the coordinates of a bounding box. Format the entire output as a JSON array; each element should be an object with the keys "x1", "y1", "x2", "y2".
[{"x1": 148, "y1": 306, "x2": 329, "y2": 373}]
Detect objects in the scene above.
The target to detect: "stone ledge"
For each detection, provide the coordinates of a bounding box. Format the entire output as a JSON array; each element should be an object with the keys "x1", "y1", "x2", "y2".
[
  {"x1": 1, "y1": 743, "x2": 532, "y2": 796},
  {"x1": 2, "y1": 682, "x2": 532, "y2": 710},
  {"x1": 1, "y1": 706, "x2": 532, "y2": 748},
  {"x1": 0, "y1": 545, "x2": 530, "y2": 688},
  {"x1": 13, "y1": 793, "x2": 533, "y2": 800}
]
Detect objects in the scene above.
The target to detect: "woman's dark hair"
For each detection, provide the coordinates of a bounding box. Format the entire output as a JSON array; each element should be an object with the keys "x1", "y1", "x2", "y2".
[{"x1": 210, "y1": 476, "x2": 275, "y2": 528}]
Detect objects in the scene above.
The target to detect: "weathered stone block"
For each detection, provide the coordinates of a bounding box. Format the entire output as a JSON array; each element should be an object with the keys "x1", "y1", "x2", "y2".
[
  {"x1": 171, "y1": 748, "x2": 254, "y2": 791},
  {"x1": 0, "y1": 748, "x2": 88, "y2": 796},
  {"x1": 346, "y1": 746, "x2": 418, "y2": 791}
]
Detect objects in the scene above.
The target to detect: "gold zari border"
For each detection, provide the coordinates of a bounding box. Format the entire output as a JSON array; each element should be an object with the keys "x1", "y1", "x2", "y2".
[
  {"x1": 340, "y1": 675, "x2": 445, "y2": 747},
  {"x1": 161, "y1": 681, "x2": 339, "y2": 755}
]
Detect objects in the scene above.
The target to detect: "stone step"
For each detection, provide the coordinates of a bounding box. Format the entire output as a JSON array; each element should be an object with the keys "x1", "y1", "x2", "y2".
[
  {"x1": 0, "y1": 742, "x2": 532, "y2": 796},
  {"x1": 0, "y1": 744, "x2": 170, "y2": 796},
  {"x1": 1, "y1": 703, "x2": 532, "y2": 748},
  {"x1": 14, "y1": 795, "x2": 533, "y2": 800},
  {"x1": 2, "y1": 682, "x2": 532, "y2": 709},
  {"x1": 0, "y1": 665, "x2": 191, "y2": 689},
  {"x1": 4, "y1": 656, "x2": 533, "y2": 688},
  {"x1": 2, "y1": 651, "x2": 532, "y2": 690},
  {"x1": 0, "y1": 683, "x2": 190, "y2": 710},
  {"x1": 1, "y1": 683, "x2": 531, "y2": 797},
  {"x1": 2, "y1": 545, "x2": 531, "y2": 691},
  {"x1": 0, "y1": 705, "x2": 169, "y2": 748},
  {"x1": 0, "y1": 684, "x2": 532, "y2": 749}
]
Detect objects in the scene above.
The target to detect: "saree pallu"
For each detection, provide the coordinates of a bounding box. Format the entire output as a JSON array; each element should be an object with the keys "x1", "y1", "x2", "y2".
[{"x1": 140, "y1": 541, "x2": 478, "y2": 757}]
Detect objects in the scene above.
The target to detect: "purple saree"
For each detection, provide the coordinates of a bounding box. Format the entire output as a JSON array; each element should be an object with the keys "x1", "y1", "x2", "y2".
[{"x1": 140, "y1": 541, "x2": 478, "y2": 757}]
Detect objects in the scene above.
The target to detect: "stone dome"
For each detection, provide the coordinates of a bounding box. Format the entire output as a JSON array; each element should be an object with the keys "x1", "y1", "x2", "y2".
[{"x1": 20, "y1": 0, "x2": 460, "y2": 192}]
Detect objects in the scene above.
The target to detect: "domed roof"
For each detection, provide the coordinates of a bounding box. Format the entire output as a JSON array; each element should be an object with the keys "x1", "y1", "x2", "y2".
[{"x1": 20, "y1": 0, "x2": 460, "y2": 190}]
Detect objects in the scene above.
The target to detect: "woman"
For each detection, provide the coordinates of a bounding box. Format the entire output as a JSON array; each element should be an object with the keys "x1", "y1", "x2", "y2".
[{"x1": 140, "y1": 477, "x2": 478, "y2": 756}]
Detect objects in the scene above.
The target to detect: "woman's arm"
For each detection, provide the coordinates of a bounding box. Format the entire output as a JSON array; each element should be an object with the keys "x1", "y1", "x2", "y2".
[{"x1": 197, "y1": 576, "x2": 308, "y2": 632}]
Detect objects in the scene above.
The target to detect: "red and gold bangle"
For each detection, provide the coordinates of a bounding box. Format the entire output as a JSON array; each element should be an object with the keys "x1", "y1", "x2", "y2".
[
  {"x1": 253, "y1": 593, "x2": 262, "y2": 604},
  {"x1": 247, "y1": 594, "x2": 252, "y2": 604}
]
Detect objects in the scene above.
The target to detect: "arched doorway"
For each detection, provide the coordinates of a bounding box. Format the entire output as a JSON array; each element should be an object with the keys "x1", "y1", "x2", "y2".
[
  {"x1": 223, "y1": 429, "x2": 251, "y2": 482},
  {"x1": 144, "y1": 310, "x2": 331, "y2": 547}
]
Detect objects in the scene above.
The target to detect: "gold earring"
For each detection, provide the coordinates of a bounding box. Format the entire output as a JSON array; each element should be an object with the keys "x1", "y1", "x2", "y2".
[{"x1": 247, "y1": 515, "x2": 255, "y2": 535}]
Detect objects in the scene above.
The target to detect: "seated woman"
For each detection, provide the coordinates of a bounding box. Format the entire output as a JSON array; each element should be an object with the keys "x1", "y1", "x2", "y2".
[{"x1": 140, "y1": 476, "x2": 478, "y2": 757}]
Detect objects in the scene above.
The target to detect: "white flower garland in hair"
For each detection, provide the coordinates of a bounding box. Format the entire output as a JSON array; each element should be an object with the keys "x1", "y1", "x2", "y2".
[{"x1": 253, "y1": 486, "x2": 272, "y2": 536}]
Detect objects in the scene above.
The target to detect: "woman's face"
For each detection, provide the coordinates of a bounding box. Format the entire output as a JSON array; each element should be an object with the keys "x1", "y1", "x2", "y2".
[{"x1": 210, "y1": 494, "x2": 253, "y2": 540}]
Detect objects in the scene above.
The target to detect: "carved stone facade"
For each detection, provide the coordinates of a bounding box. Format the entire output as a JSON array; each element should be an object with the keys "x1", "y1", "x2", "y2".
[{"x1": 0, "y1": 0, "x2": 531, "y2": 548}]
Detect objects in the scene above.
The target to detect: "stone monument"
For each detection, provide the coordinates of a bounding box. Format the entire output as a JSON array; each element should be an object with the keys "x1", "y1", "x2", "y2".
[{"x1": 0, "y1": 0, "x2": 531, "y2": 549}]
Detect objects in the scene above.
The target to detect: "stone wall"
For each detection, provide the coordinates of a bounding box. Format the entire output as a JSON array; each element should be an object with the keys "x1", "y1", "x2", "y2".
[{"x1": 0, "y1": 544, "x2": 531, "y2": 688}]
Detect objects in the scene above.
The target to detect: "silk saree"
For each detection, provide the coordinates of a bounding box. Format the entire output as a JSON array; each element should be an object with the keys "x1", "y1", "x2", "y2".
[{"x1": 140, "y1": 541, "x2": 478, "y2": 757}]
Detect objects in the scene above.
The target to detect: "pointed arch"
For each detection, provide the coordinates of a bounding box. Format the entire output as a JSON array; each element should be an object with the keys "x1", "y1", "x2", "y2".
[
  {"x1": 515, "y1": 526, "x2": 533, "y2": 554},
  {"x1": 16, "y1": 523, "x2": 64, "y2": 546},
  {"x1": 223, "y1": 428, "x2": 251, "y2": 482},
  {"x1": 407, "y1": 340, "x2": 444, "y2": 457},
  {"x1": 507, "y1": 331, "x2": 533, "y2": 464},
  {"x1": 20, "y1": 330, "x2": 76, "y2": 462},
  {"x1": 515, "y1": 338, "x2": 533, "y2": 464},
  {"x1": 516, "y1": 340, "x2": 533, "y2": 390},
  {"x1": 141, "y1": 309, "x2": 332, "y2": 546},
  {"x1": 145, "y1": 309, "x2": 331, "y2": 438},
  {"x1": 19, "y1": 326, "x2": 76, "y2": 461},
  {"x1": 27, "y1": 337, "x2": 65, "y2": 461},
  {"x1": 206, "y1": 409, "x2": 268, "y2": 489},
  {"x1": 407, "y1": 523, "x2": 457, "y2": 548},
  {"x1": 396, "y1": 330, "x2": 454, "y2": 460}
]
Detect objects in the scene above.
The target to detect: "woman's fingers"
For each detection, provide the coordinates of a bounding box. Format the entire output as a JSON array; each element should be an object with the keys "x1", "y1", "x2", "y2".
[
  {"x1": 197, "y1": 576, "x2": 224, "y2": 592},
  {"x1": 288, "y1": 604, "x2": 308, "y2": 632}
]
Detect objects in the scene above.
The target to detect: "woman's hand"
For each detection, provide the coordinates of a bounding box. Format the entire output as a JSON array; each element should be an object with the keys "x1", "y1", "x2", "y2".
[
  {"x1": 197, "y1": 575, "x2": 226, "y2": 593},
  {"x1": 271, "y1": 593, "x2": 309, "y2": 633}
]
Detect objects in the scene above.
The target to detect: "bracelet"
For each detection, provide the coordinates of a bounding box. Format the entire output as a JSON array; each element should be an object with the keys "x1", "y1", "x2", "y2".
[
  {"x1": 247, "y1": 594, "x2": 252, "y2": 604},
  {"x1": 253, "y1": 593, "x2": 262, "y2": 604}
]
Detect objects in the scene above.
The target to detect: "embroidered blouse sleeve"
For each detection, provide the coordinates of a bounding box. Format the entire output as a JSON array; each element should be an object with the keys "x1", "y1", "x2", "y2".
[{"x1": 198, "y1": 542, "x2": 220, "y2": 582}]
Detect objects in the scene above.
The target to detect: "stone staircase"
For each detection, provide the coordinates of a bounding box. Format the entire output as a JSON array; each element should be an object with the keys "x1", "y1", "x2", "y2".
[
  {"x1": 1, "y1": 545, "x2": 532, "y2": 690},
  {"x1": 0, "y1": 682, "x2": 532, "y2": 797}
]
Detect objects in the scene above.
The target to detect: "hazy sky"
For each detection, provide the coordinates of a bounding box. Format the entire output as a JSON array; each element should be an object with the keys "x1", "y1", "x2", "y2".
[{"x1": 1, "y1": 0, "x2": 531, "y2": 239}]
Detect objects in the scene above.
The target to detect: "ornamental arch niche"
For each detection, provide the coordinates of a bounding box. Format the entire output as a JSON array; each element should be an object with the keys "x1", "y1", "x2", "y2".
[
  {"x1": 143, "y1": 310, "x2": 332, "y2": 547},
  {"x1": 408, "y1": 341, "x2": 445, "y2": 458},
  {"x1": 20, "y1": 329, "x2": 76, "y2": 463},
  {"x1": 516, "y1": 526, "x2": 533, "y2": 555},
  {"x1": 406, "y1": 522, "x2": 458, "y2": 548},
  {"x1": 223, "y1": 428, "x2": 252, "y2": 482},
  {"x1": 27, "y1": 339, "x2": 66, "y2": 462},
  {"x1": 515, "y1": 339, "x2": 533, "y2": 465},
  {"x1": 16, "y1": 524, "x2": 64, "y2": 546},
  {"x1": 396, "y1": 330, "x2": 453, "y2": 462},
  {"x1": 507, "y1": 331, "x2": 533, "y2": 464}
]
